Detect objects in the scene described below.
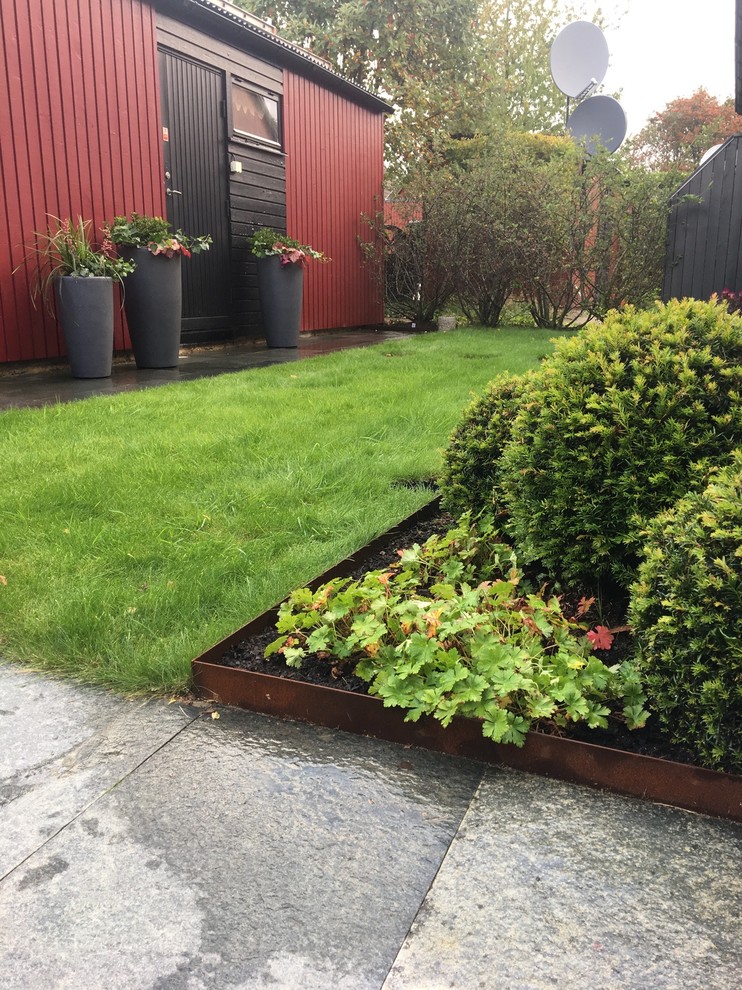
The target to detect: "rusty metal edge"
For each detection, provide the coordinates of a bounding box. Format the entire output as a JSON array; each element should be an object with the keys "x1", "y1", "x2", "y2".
[
  {"x1": 191, "y1": 497, "x2": 742, "y2": 823},
  {"x1": 192, "y1": 659, "x2": 742, "y2": 822}
]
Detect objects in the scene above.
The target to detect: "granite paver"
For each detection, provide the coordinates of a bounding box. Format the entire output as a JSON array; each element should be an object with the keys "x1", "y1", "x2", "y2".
[{"x1": 1, "y1": 663, "x2": 740, "y2": 989}]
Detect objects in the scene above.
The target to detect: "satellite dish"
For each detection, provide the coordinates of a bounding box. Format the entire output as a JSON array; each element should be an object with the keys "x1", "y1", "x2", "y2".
[
  {"x1": 567, "y1": 94, "x2": 627, "y2": 155},
  {"x1": 550, "y1": 21, "x2": 609, "y2": 99},
  {"x1": 699, "y1": 143, "x2": 723, "y2": 166}
]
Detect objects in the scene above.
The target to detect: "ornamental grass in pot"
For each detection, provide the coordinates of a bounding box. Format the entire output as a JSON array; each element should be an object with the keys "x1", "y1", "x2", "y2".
[
  {"x1": 249, "y1": 228, "x2": 328, "y2": 348},
  {"x1": 19, "y1": 216, "x2": 135, "y2": 379},
  {"x1": 105, "y1": 213, "x2": 211, "y2": 369}
]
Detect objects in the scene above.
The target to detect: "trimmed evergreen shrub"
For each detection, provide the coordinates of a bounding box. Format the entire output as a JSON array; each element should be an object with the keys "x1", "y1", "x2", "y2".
[
  {"x1": 629, "y1": 456, "x2": 742, "y2": 773},
  {"x1": 498, "y1": 298, "x2": 742, "y2": 586},
  {"x1": 439, "y1": 373, "x2": 532, "y2": 517}
]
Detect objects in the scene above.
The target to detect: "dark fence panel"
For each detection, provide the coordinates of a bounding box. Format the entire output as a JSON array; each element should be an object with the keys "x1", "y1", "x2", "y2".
[{"x1": 664, "y1": 135, "x2": 742, "y2": 301}]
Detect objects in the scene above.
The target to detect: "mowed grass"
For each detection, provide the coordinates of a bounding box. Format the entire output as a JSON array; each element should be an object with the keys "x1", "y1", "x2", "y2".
[{"x1": 0, "y1": 328, "x2": 561, "y2": 695}]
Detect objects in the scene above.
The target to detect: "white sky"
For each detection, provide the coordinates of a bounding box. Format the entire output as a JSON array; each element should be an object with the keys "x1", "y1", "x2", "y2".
[{"x1": 569, "y1": 0, "x2": 736, "y2": 134}]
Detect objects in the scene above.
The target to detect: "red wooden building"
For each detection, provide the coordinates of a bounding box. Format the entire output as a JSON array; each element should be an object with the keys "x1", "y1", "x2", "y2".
[{"x1": 0, "y1": 0, "x2": 390, "y2": 364}]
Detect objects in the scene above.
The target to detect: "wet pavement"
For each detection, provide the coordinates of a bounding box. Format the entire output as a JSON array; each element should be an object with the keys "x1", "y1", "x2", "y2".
[
  {"x1": 0, "y1": 330, "x2": 409, "y2": 411},
  {"x1": 1, "y1": 662, "x2": 740, "y2": 990}
]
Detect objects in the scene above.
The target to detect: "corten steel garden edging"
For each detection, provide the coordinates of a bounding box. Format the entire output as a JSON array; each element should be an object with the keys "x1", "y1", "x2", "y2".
[{"x1": 192, "y1": 499, "x2": 742, "y2": 824}]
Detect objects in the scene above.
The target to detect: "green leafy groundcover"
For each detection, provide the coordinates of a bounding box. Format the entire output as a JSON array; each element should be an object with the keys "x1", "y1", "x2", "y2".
[{"x1": 266, "y1": 514, "x2": 649, "y2": 747}]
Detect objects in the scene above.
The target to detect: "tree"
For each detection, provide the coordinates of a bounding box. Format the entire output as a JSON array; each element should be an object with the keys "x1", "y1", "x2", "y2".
[
  {"x1": 240, "y1": 0, "x2": 476, "y2": 93},
  {"x1": 572, "y1": 157, "x2": 680, "y2": 318},
  {"x1": 518, "y1": 143, "x2": 594, "y2": 329},
  {"x1": 363, "y1": 132, "x2": 675, "y2": 327},
  {"x1": 360, "y1": 167, "x2": 460, "y2": 323},
  {"x1": 472, "y1": 0, "x2": 594, "y2": 134},
  {"x1": 449, "y1": 133, "x2": 568, "y2": 325},
  {"x1": 239, "y1": 0, "x2": 607, "y2": 176},
  {"x1": 361, "y1": 132, "x2": 573, "y2": 325},
  {"x1": 241, "y1": 0, "x2": 479, "y2": 174},
  {"x1": 628, "y1": 88, "x2": 740, "y2": 173},
  {"x1": 519, "y1": 148, "x2": 679, "y2": 328}
]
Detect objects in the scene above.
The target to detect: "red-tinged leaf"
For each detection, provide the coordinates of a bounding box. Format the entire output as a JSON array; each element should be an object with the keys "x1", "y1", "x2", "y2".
[
  {"x1": 576, "y1": 595, "x2": 596, "y2": 617},
  {"x1": 587, "y1": 625, "x2": 614, "y2": 651}
]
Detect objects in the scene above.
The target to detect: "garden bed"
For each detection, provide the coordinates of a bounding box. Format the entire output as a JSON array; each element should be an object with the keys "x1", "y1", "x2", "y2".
[{"x1": 192, "y1": 500, "x2": 742, "y2": 822}]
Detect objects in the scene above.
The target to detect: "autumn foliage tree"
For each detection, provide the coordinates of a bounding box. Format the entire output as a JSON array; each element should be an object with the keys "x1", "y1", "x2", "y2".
[{"x1": 628, "y1": 88, "x2": 740, "y2": 173}]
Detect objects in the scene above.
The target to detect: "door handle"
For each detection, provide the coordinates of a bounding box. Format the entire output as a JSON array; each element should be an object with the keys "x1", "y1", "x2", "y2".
[{"x1": 166, "y1": 188, "x2": 182, "y2": 196}]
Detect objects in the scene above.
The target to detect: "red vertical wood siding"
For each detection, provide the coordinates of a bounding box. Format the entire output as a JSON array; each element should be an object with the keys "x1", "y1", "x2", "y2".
[
  {"x1": 283, "y1": 71, "x2": 385, "y2": 330},
  {"x1": 0, "y1": 0, "x2": 164, "y2": 363}
]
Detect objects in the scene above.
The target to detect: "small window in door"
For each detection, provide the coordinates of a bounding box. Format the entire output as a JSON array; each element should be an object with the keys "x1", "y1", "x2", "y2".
[{"x1": 231, "y1": 82, "x2": 281, "y2": 147}]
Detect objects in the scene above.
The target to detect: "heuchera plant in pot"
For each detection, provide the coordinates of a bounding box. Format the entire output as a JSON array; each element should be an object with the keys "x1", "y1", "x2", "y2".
[
  {"x1": 249, "y1": 227, "x2": 328, "y2": 348},
  {"x1": 105, "y1": 213, "x2": 211, "y2": 369},
  {"x1": 20, "y1": 215, "x2": 135, "y2": 379}
]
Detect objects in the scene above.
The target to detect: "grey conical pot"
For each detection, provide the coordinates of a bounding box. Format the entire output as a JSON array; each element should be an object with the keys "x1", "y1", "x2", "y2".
[
  {"x1": 54, "y1": 276, "x2": 114, "y2": 379},
  {"x1": 120, "y1": 247, "x2": 182, "y2": 368},
  {"x1": 257, "y1": 255, "x2": 304, "y2": 348}
]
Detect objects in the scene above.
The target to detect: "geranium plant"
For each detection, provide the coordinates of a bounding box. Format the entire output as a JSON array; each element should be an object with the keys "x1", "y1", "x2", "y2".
[
  {"x1": 104, "y1": 213, "x2": 212, "y2": 258},
  {"x1": 20, "y1": 215, "x2": 135, "y2": 311},
  {"x1": 265, "y1": 513, "x2": 649, "y2": 746},
  {"x1": 249, "y1": 226, "x2": 328, "y2": 266}
]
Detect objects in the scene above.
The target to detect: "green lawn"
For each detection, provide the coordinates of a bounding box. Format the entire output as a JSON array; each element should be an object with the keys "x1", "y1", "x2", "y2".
[{"x1": 0, "y1": 328, "x2": 561, "y2": 695}]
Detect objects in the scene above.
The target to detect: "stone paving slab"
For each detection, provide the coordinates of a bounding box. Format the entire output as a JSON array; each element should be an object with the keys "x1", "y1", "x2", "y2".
[
  {"x1": 0, "y1": 663, "x2": 196, "y2": 878},
  {"x1": 382, "y1": 769, "x2": 742, "y2": 990},
  {"x1": 2, "y1": 664, "x2": 741, "y2": 990},
  {"x1": 0, "y1": 706, "x2": 482, "y2": 990}
]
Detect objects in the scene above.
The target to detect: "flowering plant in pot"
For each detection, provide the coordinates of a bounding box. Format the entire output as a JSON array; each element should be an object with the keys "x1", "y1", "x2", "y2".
[
  {"x1": 104, "y1": 213, "x2": 212, "y2": 368},
  {"x1": 19, "y1": 216, "x2": 135, "y2": 379},
  {"x1": 248, "y1": 227, "x2": 328, "y2": 347},
  {"x1": 249, "y1": 227, "x2": 327, "y2": 266}
]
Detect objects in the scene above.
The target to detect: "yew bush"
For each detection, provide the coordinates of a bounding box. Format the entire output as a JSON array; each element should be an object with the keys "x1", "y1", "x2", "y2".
[
  {"x1": 439, "y1": 372, "x2": 532, "y2": 517},
  {"x1": 498, "y1": 298, "x2": 742, "y2": 587},
  {"x1": 629, "y1": 456, "x2": 742, "y2": 773}
]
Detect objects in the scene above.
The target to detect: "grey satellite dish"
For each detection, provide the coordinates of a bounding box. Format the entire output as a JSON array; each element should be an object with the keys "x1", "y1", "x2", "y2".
[
  {"x1": 567, "y1": 94, "x2": 627, "y2": 155},
  {"x1": 699, "y1": 143, "x2": 723, "y2": 166},
  {"x1": 550, "y1": 20, "x2": 609, "y2": 99}
]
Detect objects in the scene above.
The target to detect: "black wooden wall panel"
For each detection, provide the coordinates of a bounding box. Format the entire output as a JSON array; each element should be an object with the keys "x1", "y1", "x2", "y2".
[
  {"x1": 228, "y1": 144, "x2": 286, "y2": 336},
  {"x1": 664, "y1": 136, "x2": 742, "y2": 301},
  {"x1": 722, "y1": 141, "x2": 742, "y2": 289}
]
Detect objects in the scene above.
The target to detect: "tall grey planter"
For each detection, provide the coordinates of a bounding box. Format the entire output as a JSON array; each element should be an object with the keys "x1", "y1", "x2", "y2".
[
  {"x1": 54, "y1": 276, "x2": 114, "y2": 379},
  {"x1": 120, "y1": 247, "x2": 182, "y2": 368},
  {"x1": 257, "y1": 255, "x2": 304, "y2": 348}
]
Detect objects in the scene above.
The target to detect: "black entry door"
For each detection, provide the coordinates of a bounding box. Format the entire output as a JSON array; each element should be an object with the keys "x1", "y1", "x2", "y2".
[{"x1": 159, "y1": 49, "x2": 231, "y2": 342}]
